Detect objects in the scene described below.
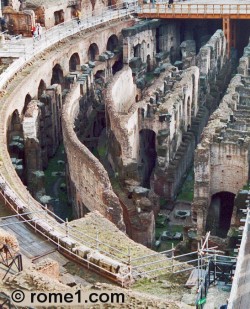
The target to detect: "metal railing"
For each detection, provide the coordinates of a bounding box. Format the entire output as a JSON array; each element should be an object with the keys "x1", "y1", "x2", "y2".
[
  {"x1": 0, "y1": 175, "x2": 131, "y2": 265},
  {"x1": 0, "y1": 2, "x2": 137, "y2": 90},
  {"x1": 0, "y1": 179, "x2": 133, "y2": 286},
  {"x1": 138, "y1": 3, "x2": 250, "y2": 16}
]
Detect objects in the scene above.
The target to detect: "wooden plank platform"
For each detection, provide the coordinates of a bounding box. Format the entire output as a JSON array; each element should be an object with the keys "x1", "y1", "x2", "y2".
[
  {"x1": 137, "y1": 1, "x2": 250, "y2": 20},
  {"x1": 185, "y1": 268, "x2": 207, "y2": 288},
  {"x1": 0, "y1": 217, "x2": 56, "y2": 259}
]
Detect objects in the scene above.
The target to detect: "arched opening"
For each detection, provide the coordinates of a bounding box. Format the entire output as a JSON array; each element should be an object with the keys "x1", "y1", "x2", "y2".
[
  {"x1": 139, "y1": 129, "x2": 157, "y2": 188},
  {"x1": 7, "y1": 110, "x2": 25, "y2": 181},
  {"x1": 51, "y1": 64, "x2": 64, "y2": 87},
  {"x1": 88, "y1": 43, "x2": 99, "y2": 61},
  {"x1": 112, "y1": 60, "x2": 123, "y2": 75},
  {"x1": 54, "y1": 10, "x2": 64, "y2": 25},
  {"x1": 94, "y1": 70, "x2": 105, "y2": 101},
  {"x1": 23, "y1": 94, "x2": 32, "y2": 115},
  {"x1": 90, "y1": 0, "x2": 96, "y2": 10},
  {"x1": 38, "y1": 80, "x2": 46, "y2": 100},
  {"x1": 95, "y1": 70, "x2": 105, "y2": 81},
  {"x1": 146, "y1": 55, "x2": 151, "y2": 72},
  {"x1": 206, "y1": 191, "x2": 235, "y2": 238},
  {"x1": 107, "y1": 34, "x2": 118, "y2": 52},
  {"x1": 133, "y1": 44, "x2": 141, "y2": 58},
  {"x1": 69, "y1": 53, "x2": 80, "y2": 71}
]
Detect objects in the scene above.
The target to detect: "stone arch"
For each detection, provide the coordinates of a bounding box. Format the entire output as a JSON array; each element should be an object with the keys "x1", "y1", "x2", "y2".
[
  {"x1": 7, "y1": 109, "x2": 25, "y2": 180},
  {"x1": 107, "y1": 0, "x2": 118, "y2": 6},
  {"x1": 38, "y1": 79, "x2": 46, "y2": 100},
  {"x1": 51, "y1": 64, "x2": 64, "y2": 86},
  {"x1": 206, "y1": 191, "x2": 235, "y2": 238},
  {"x1": 90, "y1": 0, "x2": 96, "y2": 10},
  {"x1": 112, "y1": 60, "x2": 123, "y2": 75},
  {"x1": 133, "y1": 43, "x2": 141, "y2": 58},
  {"x1": 139, "y1": 129, "x2": 157, "y2": 188},
  {"x1": 54, "y1": 10, "x2": 64, "y2": 25},
  {"x1": 7, "y1": 109, "x2": 22, "y2": 137},
  {"x1": 88, "y1": 43, "x2": 99, "y2": 61},
  {"x1": 107, "y1": 34, "x2": 118, "y2": 52},
  {"x1": 94, "y1": 70, "x2": 105, "y2": 81},
  {"x1": 23, "y1": 93, "x2": 32, "y2": 116},
  {"x1": 147, "y1": 55, "x2": 151, "y2": 72},
  {"x1": 69, "y1": 52, "x2": 80, "y2": 71}
]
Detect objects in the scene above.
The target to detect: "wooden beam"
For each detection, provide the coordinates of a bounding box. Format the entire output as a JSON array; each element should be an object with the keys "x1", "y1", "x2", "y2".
[{"x1": 223, "y1": 17, "x2": 231, "y2": 58}]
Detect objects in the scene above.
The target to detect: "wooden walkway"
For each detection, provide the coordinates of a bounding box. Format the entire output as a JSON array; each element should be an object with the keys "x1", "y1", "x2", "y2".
[
  {"x1": 0, "y1": 216, "x2": 57, "y2": 260},
  {"x1": 138, "y1": 1, "x2": 250, "y2": 19},
  {"x1": 137, "y1": 0, "x2": 250, "y2": 56}
]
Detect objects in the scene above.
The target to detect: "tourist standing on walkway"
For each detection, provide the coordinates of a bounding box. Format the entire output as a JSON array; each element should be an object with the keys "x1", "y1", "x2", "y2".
[
  {"x1": 37, "y1": 23, "x2": 42, "y2": 39},
  {"x1": 33, "y1": 24, "x2": 38, "y2": 40},
  {"x1": 75, "y1": 10, "x2": 81, "y2": 25}
]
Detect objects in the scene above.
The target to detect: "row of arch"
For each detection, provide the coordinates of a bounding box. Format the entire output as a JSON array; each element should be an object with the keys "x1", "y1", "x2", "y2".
[{"x1": 7, "y1": 31, "x2": 121, "y2": 131}]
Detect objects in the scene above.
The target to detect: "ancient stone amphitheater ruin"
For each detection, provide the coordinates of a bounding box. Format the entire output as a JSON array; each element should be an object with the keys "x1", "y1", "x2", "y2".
[{"x1": 0, "y1": 0, "x2": 250, "y2": 308}]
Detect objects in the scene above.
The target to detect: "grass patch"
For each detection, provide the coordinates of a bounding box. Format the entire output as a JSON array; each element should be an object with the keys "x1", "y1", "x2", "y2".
[
  {"x1": 97, "y1": 144, "x2": 107, "y2": 158},
  {"x1": 43, "y1": 144, "x2": 72, "y2": 220},
  {"x1": 177, "y1": 168, "x2": 194, "y2": 202},
  {"x1": 145, "y1": 72, "x2": 155, "y2": 84},
  {"x1": 155, "y1": 220, "x2": 184, "y2": 252}
]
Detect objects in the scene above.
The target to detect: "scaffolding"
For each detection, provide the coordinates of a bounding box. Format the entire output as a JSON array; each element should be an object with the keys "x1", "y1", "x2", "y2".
[{"x1": 0, "y1": 244, "x2": 23, "y2": 281}]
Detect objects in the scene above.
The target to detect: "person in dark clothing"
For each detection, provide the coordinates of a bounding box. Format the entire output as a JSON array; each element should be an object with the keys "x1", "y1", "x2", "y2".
[
  {"x1": 0, "y1": 18, "x2": 7, "y2": 32},
  {"x1": 168, "y1": 0, "x2": 173, "y2": 8}
]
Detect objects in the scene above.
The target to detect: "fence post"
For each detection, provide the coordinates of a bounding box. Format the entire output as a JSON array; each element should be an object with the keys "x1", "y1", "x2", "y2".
[
  {"x1": 171, "y1": 243, "x2": 174, "y2": 272},
  {"x1": 65, "y1": 218, "x2": 69, "y2": 237},
  {"x1": 197, "y1": 242, "x2": 200, "y2": 290},
  {"x1": 128, "y1": 246, "x2": 132, "y2": 284},
  {"x1": 96, "y1": 229, "x2": 99, "y2": 250},
  {"x1": 128, "y1": 246, "x2": 131, "y2": 265}
]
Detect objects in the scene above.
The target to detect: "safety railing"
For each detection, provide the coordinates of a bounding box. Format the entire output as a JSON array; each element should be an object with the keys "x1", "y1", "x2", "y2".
[
  {"x1": 0, "y1": 175, "x2": 131, "y2": 265},
  {"x1": 137, "y1": 3, "x2": 250, "y2": 16},
  {"x1": 0, "y1": 2, "x2": 138, "y2": 90},
  {"x1": 0, "y1": 177, "x2": 133, "y2": 286}
]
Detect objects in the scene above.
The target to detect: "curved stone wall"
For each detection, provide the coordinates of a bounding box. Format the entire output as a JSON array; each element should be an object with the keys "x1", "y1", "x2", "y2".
[
  {"x1": 62, "y1": 82, "x2": 125, "y2": 230},
  {"x1": 0, "y1": 17, "x2": 133, "y2": 228}
]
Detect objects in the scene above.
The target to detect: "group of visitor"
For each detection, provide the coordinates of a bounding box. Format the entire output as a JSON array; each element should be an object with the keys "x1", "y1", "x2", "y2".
[{"x1": 31, "y1": 23, "x2": 42, "y2": 40}]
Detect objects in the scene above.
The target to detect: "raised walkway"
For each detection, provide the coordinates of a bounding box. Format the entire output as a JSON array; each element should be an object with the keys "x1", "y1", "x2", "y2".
[
  {"x1": 0, "y1": 3, "x2": 136, "y2": 89},
  {"x1": 137, "y1": 0, "x2": 250, "y2": 55}
]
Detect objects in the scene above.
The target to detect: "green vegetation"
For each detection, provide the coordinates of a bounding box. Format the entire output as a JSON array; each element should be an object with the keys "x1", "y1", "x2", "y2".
[
  {"x1": 97, "y1": 144, "x2": 107, "y2": 158},
  {"x1": 242, "y1": 182, "x2": 250, "y2": 190},
  {"x1": 145, "y1": 72, "x2": 154, "y2": 84},
  {"x1": 155, "y1": 215, "x2": 184, "y2": 252},
  {"x1": 159, "y1": 197, "x2": 167, "y2": 207},
  {"x1": 44, "y1": 144, "x2": 72, "y2": 220},
  {"x1": 177, "y1": 168, "x2": 194, "y2": 202}
]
